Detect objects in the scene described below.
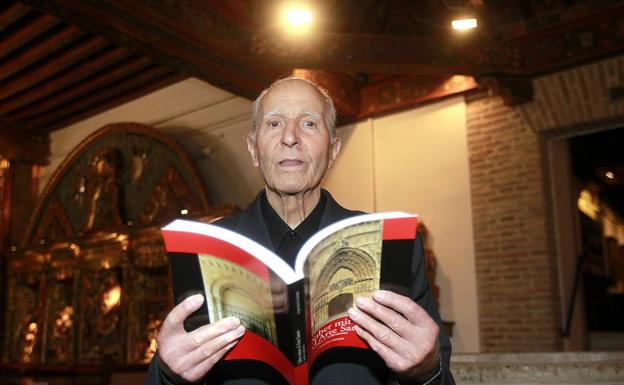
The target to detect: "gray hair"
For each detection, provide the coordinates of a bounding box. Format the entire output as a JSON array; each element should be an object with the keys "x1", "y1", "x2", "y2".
[{"x1": 249, "y1": 76, "x2": 337, "y2": 143}]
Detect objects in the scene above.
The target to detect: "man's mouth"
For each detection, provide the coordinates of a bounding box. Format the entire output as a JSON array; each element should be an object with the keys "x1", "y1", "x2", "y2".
[{"x1": 279, "y1": 159, "x2": 304, "y2": 166}]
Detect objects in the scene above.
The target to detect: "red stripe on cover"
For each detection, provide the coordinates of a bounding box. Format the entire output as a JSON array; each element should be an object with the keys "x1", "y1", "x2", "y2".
[
  {"x1": 225, "y1": 331, "x2": 306, "y2": 385},
  {"x1": 382, "y1": 217, "x2": 418, "y2": 240},
  {"x1": 294, "y1": 364, "x2": 309, "y2": 385},
  {"x1": 162, "y1": 230, "x2": 270, "y2": 283},
  {"x1": 308, "y1": 316, "x2": 368, "y2": 364}
]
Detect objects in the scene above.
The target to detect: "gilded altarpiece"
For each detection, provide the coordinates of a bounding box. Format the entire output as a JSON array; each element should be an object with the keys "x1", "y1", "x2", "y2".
[{"x1": 2, "y1": 123, "x2": 236, "y2": 370}]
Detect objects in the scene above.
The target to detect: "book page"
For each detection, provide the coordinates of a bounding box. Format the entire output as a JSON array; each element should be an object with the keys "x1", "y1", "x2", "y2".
[
  {"x1": 304, "y1": 220, "x2": 384, "y2": 360},
  {"x1": 198, "y1": 254, "x2": 278, "y2": 345}
]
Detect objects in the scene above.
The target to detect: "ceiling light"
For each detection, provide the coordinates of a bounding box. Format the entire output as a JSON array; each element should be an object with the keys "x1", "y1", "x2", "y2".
[
  {"x1": 452, "y1": 18, "x2": 478, "y2": 31},
  {"x1": 180, "y1": 209, "x2": 189, "y2": 215},
  {"x1": 286, "y1": 7, "x2": 313, "y2": 27},
  {"x1": 605, "y1": 171, "x2": 615, "y2": 179},
  {"x1": 279, "y1": 3, "x2": 314, "y2": 35}
]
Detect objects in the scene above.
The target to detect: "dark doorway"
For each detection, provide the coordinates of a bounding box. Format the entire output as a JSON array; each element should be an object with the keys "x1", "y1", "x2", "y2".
[{"x1": 570, "y1": 127, "x2": 624, "y2": 348}]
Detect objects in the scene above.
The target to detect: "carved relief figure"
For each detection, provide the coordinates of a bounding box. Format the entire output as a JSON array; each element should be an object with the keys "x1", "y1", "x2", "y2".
[
  {"x1": 80, "y1": 270, "x2": 123, "y2": 362},
  {"x1": 18, "y1": 317, "x2": 39, "y2": 363},
  {"x1": 143, "y1": 312, "x2": 162, "y2": 363},
  {"x1": 50, "y1": 305, "x2": 74, "y2": 362},
  {"x1": 83, "y1": 148, "x2": 125, "y2": 231}
]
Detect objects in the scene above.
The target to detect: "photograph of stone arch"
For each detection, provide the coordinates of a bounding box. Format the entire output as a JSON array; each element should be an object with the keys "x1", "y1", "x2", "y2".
[
  {"x1": 306, "y1": 220, "x2": 383, "y2": 333},
  {"x1": 197, "y1": 254, "x2": 278, "y2": 346}
]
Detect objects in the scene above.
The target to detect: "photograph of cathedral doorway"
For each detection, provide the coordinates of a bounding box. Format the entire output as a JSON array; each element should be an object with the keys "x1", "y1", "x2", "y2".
[
  {"x1": 309, "y1": 246, "x2": 380, "y2": 333},
  {"x1": 198, "y1": 255, "x2": 277, "y2": 346}
]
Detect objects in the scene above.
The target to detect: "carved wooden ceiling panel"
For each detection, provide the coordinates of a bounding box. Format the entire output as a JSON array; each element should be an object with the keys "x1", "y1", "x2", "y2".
[{"x1": 1, "y1": 0, "x2": 623, "y2": 164}]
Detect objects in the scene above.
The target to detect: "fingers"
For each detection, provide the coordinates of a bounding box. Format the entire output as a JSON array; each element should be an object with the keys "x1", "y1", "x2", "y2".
[
  {"x1": 187, "y1": 317, "x2": 242, "y2": 350},
  {"x1": 270, "y1": 279, "x2": 288, "y2": 313},
  {"x1": 270, "y1": 278, "x2": 287, "y2": 294},
  {"x1": 156, "y1": 297, "x2": 246, "y2": 383},
  {"x1": 347, "y1": 291, "x2": 441, "y2": 378},
  {"x1": 355, "y1": 296, "x2": 412, "y2": 337},
  {"x1": 181, "y1": 340, "x2": 238, "y2": 382},
  {"x1": 159, "y1": 316, "x2": 245, "y2": 381},
  {"x1": 185, "y1": 321, "x2": 245, "y2": 367},
  {"x1": 272, "y1": 294, "x2": 289, "y2": 314},
  {"x1": 348, "y1": 303, "x2": 405, "y2": 352},
  {"x1": 372, "y1": 290, "x2": 430, "y2": 325},
  {"x1": 160, "y1": 294, "x2": 205, "y2": 338},
  {"x1": 351, "y1": 323, "x2": 403, "y2": 363}
]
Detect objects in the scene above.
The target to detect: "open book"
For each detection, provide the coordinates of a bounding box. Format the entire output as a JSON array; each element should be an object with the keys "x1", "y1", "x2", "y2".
[{"x1": 162, "y1": 212, "x2": 418, "y2": 385}]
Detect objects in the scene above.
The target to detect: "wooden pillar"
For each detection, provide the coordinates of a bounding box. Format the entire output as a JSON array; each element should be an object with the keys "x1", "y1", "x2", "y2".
[
  {"x1": 0, "y1": 157, "x2": 42, "y2": 359},
  {"x1": 0, "y1": 156, "x2": 12, "y2": 251}
]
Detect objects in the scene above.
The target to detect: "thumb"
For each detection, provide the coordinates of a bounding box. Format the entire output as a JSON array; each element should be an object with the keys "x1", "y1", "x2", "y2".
[{"x1": 160, "y1": 294, "x2": 204, "y2": 337}]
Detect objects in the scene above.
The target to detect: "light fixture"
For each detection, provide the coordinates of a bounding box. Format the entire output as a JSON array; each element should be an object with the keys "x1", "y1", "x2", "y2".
[
  {"x1": 605, "y1": 171, "x2": 615, "y2": 179},
  {"x1": 180, "y1": 208, "x2": 189, "y2": 215},
  {"x1": 280, "y1": 3, "x2": 314, "y2": 35},
  {"x1": 452, "y1": 18, "x2": 478, "y2": 31},
  {"x1": 286, "y1": 7, "x2": 312, "y2": 27}
]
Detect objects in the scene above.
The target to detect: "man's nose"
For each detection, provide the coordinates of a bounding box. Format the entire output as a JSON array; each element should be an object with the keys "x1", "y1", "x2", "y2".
[{"x1": 281, "y1": 121, "x2": 299, "y2": 147}]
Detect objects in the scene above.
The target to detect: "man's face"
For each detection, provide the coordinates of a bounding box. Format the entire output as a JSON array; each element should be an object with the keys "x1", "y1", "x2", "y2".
[{"x1": 248, "y1": 80, "x2": 341, "y2": 196}]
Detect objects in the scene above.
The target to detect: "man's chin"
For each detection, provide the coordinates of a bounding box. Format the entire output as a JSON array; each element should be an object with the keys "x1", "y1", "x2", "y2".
[{"x1": 268, "y1": 184, "x2": 319, "y2": 197}]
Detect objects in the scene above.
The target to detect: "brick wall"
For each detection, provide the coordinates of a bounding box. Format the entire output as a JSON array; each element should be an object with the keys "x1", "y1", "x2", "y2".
[
  {"x1": 465, "y1": 55, "x2": 624, "y2": 352},
  {"x1": 466, "y1": 93, "x2": 562, "y2": 351}
]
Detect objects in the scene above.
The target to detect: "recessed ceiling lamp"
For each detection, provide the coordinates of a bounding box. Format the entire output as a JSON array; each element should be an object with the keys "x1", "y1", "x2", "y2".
[
  {"x1": 286, "y1": 7, "x2": 312, "y2": 27},
  {"x1": 605, "y1": 171, "x2": 615, "y2": 179},
  {"x1": 452, "y1": 18, "x2": 478, "y2": 31},
  {"x1": 281, "y1": 3, "x2": 314, "y2": 34}
]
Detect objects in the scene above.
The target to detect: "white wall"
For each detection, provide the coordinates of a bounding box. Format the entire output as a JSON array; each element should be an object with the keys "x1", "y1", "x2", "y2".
[
  {"x1": 44, "y1": 78, "x2": 263, "y2": 206},
  {"x1": 46, "y1": 78, "x2": 480, "y2": 352},
  {"x1": 325, "y1": 97, "x2": 480, "y2": 352}
]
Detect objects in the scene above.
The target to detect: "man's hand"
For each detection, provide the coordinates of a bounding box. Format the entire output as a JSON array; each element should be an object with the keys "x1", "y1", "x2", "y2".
[
  {"x1": 270, "y1": 278, "x2": 289, "y2": 314},
  {"x1": 157, "y1": 294, "x2": 245, "y2": 382},
  {"x1": 347, "y1": 290, "x2": 440, "y2": 383}
]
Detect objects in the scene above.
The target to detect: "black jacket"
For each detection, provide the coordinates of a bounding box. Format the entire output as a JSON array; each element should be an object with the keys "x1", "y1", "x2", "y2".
[{"x1": 145, "y1": 190, "x2": 454, "y2": 385}]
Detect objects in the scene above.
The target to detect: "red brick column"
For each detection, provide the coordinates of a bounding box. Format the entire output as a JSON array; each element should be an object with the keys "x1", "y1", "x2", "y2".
[{"x1": 466, "y1": 93, "x2": 561, "y2": 351}]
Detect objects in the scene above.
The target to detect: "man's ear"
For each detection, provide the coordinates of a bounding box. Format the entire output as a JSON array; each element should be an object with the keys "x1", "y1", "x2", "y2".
[
  {"x1": 328, "y1": 136, "x2": 342, "y2": 168},
  {"x1": 247, "y1": 134, "x2": 259, "y2": 167}
]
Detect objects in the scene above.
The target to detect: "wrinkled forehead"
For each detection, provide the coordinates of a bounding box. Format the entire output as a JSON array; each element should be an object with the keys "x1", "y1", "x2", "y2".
[{"x1": 260, "y1": 80, "x2": 326, "y2": 117}]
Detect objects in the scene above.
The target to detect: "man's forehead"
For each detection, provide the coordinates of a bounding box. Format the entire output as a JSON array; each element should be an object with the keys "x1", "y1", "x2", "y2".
[
  {"x1": 262, "y1": 80, "x2": 325, "y2": 109},
  {"x1": 263, "y1": 109, "x2": 321, "y2": 119}
]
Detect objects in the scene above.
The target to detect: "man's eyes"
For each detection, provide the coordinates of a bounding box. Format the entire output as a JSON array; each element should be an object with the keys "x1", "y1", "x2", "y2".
[{"x1": 264, "y1": 119, "x2": 318, "y2": 128}]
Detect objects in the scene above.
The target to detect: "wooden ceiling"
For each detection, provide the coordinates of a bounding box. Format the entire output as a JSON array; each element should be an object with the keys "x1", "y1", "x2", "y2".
[{"x1": 2, "y1": 0, "x2": 624, "y2": 164}]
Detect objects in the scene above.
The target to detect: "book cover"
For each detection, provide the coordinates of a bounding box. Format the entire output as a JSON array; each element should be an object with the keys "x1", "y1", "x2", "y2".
[{"x1": 162, "y1": 212, "x2": 418, "y2": 385}]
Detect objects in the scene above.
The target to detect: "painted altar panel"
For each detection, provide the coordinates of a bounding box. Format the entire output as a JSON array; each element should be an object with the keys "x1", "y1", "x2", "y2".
[{"x1": 2, "y1": 123, "x2": 237, "y2": 370}]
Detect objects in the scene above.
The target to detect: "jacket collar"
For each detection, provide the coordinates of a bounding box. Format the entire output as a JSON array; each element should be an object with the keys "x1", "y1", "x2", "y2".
[{"x1": 232, "y1": 189, "x2": 359, "y2": 251}]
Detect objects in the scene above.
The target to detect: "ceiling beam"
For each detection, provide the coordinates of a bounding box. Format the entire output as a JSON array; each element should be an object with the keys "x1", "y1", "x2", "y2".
[
  {"x1": 360, "y1": 75, "x2": 478, "y2": 117},
  {"x1": 0, "y1": 25, "x2": 84, "y2": 82},
  {"x1": 25, "y1": 0, "x2": 624, "y2": 80},
  {"x1": 11, "y1": 56, "x2": 153, "y2": 121},
  {"x1": 0, "y1": 35, "x2": 108, "y2": 100},
  {"x1": 31, "y1": 71, "x2": 187, "y2": 132},
  {"x1": 0, "y1": 2, "x2": 31, "y2": 33},
  {"x1": 0, "y1": 12, "x2": 59, "y2": 58},
  {"x1": 24, "y1": 0, "x2": 275, "y2": 100},
  {"x1": 0, "y1": 46, "x2": 129, "y2": 114}
]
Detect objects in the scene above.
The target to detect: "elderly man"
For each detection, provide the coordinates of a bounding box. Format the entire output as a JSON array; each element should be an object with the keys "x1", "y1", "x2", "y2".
[{"x1": 146, "y1": 77, "x2": 454, "y2": 385}]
